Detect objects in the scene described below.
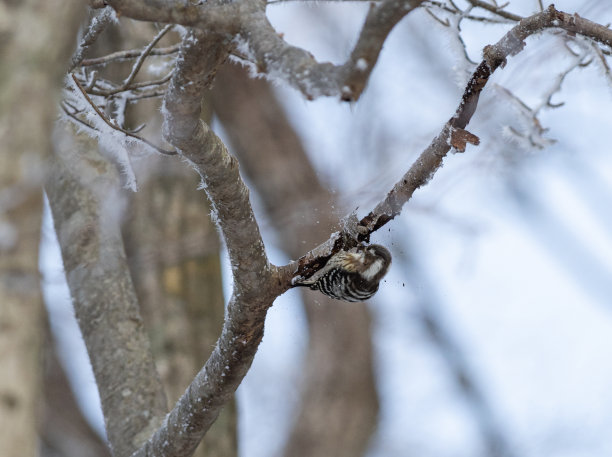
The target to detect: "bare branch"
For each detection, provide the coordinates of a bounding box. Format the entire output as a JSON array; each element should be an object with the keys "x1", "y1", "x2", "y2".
[
  {"x1": 71, "y1": 75, "x2": 177, "y2": 155},
  {"x1": 79, "y1": 25, "x2": 176, "y2": 97},
  {"x1": 286, "y1": 6, "x2": 612, "y2": 279},
  {"x1": 97, "y1": 0, "x2": 241, "y2": 31},
  {"x1": 87, "y1": 72, "x2": 174, "y2": 96},
  {"x1": 241, "y1": 0, "x2": 425, "y2": 100},
  {"x1": 80, "y1": 44, "x2": 180, "y2": 67},
  {"x1": 425, "y1": 7, "x2": 451, "y2": 26},
  {"x1": 82, "y1": 0, "x2": 424, "y2": 102},
  {"x1": 590, "y1": 41, "x2": 612, "y2": 85},
  {"x1": 70, "y1": 7, "x2": 116, "y2": 70},
  {"x1": 210, "y1": 64, "x2": 379, "y2": 457},
  {"x1": 425, "y1": 1, "x2": 514, "y2": 24},
  {"x1": 466, "y1": 0, "x2": 522, "y2": 21},
  {"x1": 498, "y1": 38, "x2": 593, "y2": 149},
  {"x1": 126, "y1": 88, "x2": 168, "y2": 101},
  {"x1": 356, "y1": 5, "x2": 612, "y2": 235},
  {"x1": 122, "y1": 24, "x2": 174, "y2": 88},
  {"x1": 131, "y1": 29, "x2": 288, "y2": 457}
]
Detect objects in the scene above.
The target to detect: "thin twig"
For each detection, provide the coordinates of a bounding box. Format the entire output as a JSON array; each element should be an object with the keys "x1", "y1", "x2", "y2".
[
  {"x1": 70, "y1": 8, "x2": 116, "y2": 71},
  {"x1": 425, "y1": 7, "x2": 451, "y2": 26},
  {"x1": 71, "y1": 74, "x2": 177, "y2": 156},
  {"x1": 88, "y1": 71, "x2": 174, "y2": 96},
  {"x1": 450, "y1": 2, "x2": 480, "y2": 65},
  {"x1": 61, "y1": 103, "x2": 97, "y2": 131},
  {"x1": 80, "y1": 44, "x2": 180, "y2": 67},
  {"x1": 424, "y1": 0, "x2": 514, "y2": 24},
  {"x1": 122, "y1": 24, "x2": 174, "y2": 88},
  {"x1": 590, "y1": 41, "x2": 612, "y2": 84},
  {"x1": 466, "y1": 0, "x2": 522, "y2": 21}
]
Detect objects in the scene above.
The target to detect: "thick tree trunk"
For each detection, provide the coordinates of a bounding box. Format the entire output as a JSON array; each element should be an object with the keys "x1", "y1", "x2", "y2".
[
  {"x1": 46, "y1": 127, "x2": 168, "y2": 457},
  {"x1": 211, "y1": 63, "x2": 379, "y2": 457},
  {"x1": 0, "y1": 2, "x2": 85, "y2": 456}
]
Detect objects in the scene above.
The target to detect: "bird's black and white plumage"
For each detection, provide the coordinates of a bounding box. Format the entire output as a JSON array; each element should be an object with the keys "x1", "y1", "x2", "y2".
[{"x1": 294, "y1": 244, "x2": 392, "y2": 302}]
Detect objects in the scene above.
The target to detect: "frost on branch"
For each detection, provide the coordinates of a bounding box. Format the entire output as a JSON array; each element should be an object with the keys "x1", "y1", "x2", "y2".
[{"x1": 62, "y1": 77, "x2": 139, "y2": 191}]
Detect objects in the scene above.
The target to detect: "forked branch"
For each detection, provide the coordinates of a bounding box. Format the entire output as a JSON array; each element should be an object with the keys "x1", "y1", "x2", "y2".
[
  {"x1": 75, "y1": 4, "x2": 612, "y2": 457},
  {"x1": 287, "y1": 5, "x2": 612, "y2": 280}
]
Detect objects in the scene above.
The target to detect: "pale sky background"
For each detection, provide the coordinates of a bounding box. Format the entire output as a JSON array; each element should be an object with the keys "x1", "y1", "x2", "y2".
[{"x1": 41, "y1": 1, "x2": 612, "y2": 456}]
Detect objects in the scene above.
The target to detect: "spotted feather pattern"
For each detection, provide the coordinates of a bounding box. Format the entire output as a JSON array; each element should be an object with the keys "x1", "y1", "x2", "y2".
[{"x1": 295, "y1": 244, "x2": 391, "y2": 302}]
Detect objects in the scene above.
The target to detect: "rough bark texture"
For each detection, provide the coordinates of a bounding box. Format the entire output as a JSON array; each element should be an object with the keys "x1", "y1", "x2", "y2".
[
  {"x1": 210, "y1": 63, "x2": 379, "y2": 457},
  {"x1": 46, "y1": 127, "x2": 168, "y2": 457},
  {"x1": 131, "y1": 29, "x2": 288, "y2": 457},
  {"x1": 97, "y1": 0, "x2": 425, "y2": 101},
  {"x1": 48, "y1": 4, "x2": 612, "y2": 457},
  {"x1": 0, "y1": 1, "x2": 85, "y2": 456},
  {"x1": 123, "y1": 158, "x2": 238, "y2": 457}
]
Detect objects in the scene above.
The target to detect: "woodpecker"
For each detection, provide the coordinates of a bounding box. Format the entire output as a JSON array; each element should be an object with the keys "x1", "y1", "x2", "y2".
[{"x1": 294, "y1": 244, "x2": 392, "y2": 302}]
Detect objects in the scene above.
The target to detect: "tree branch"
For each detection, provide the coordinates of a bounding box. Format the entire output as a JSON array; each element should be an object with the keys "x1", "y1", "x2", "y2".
[
  {"x1": 82, "y1": 0, "x2": 425, "y2": 101},
  {"x1": 210, "y1": 63, "x2": 379, "y2": 457},
  {"x1": 286, "y1": 5, "x2": 612, "y2": 280},
  {"x1": 240, "y1": 0, "x2": 425, "y2": 100},
  {"x1": 131, "y1": 29, "x2": 288, "y2": 457},
  {"x1": 46, "y1": 126, "x2": 169, "y2": 457},
  {"x1": 70, "y1": 7, "x2": 116, "y2": 70},
  {"x1": 80, "y1": 44, "x2": 180, "y2": 67},
  {"x1": 121, "y1": 24, "x2": 174, "y2": 89},
  {"x1": 96, "y1": 0, "x2": 241, "y2": 32},
  {"x1": 466, "y1": 0, "x2": 522, "y2": 22},
  {"x1": 70, "y1": 74, "x2": 177, "y2": 155}
]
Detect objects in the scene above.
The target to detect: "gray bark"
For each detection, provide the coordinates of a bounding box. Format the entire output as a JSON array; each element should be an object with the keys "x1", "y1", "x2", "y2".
[
  {"x1": 123, "y1": 158, "x2": 238, "y2": 457},
  {"x1": 210, "y1": 63, "x2": 379, "y2": 457},
  {"x1": 0, "y1": 1, "x2": 85, "y2": 456},
  {"x1": 46, "y1": 126, "x2": 168, "y2": 457}
]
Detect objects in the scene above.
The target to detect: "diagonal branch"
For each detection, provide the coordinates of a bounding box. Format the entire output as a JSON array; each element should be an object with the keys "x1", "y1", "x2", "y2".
[
  {"x1": 466, "y1": 0, "x2": 522, "y2": 22},
  {"x1": 108, "y1": 6, "x2": 612, "y2": 457},
  {"x1": 131, "y1": 29, "x2": 288, "y2": 457},
  {"x1": 70, "y1": 74, "x2": 177, "y2": 155},
  {"x1": 80, "y1": 44, "x2": 181, "y2": 67},
  {"x1": 121, "y1": 24, "x2": 174, "y2": 89},
  {"x1": 70, "y1": 7, "x2": 116, "y2": 70},
  {"x1": 95, "y1": 0, "x2": 241, "y2": 32},
  {"x1": 46, "y1": 125, "x2": 169, "y2": 457},
  {"x1": 285, "y1": 5, "x2": 612, "y2": 280},
  {"x1": 88, "y1": 0, "x2": 425, "y2": 101}
]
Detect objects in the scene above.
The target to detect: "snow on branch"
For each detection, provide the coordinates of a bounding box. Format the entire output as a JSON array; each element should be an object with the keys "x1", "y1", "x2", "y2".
[
  {"x1": 239, "y1": 0, "x2": 426, "y2": 100},
  {"x1": 131, "y1": 29, "x2": 287, "y2": 457},
  {"x1": 285, "y1": 5, "x2": 612, "y2": 282},
  {"x1": 92, "y1": 0, "x2": 425, "y2": 101},
  {"x1": 70, "y1": 6, "x2": 117, "y2": 70},
  {"x1": 72, "y1": 3, "x2": 612, "y2": 456}
]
